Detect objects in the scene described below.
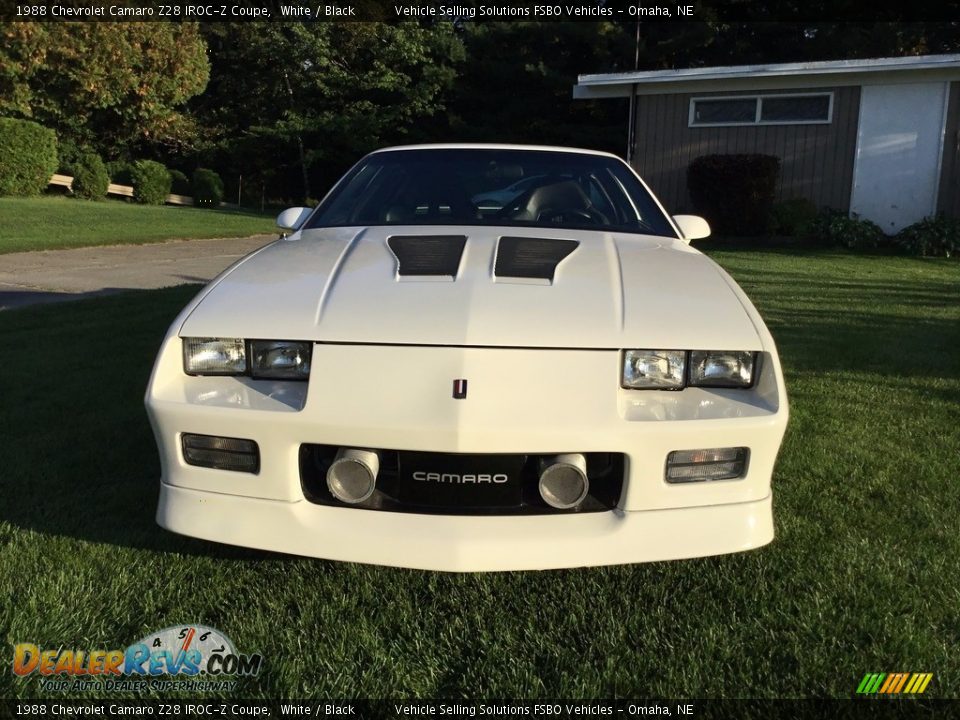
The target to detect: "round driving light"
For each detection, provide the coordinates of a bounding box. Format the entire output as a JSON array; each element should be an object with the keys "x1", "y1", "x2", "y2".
[
  {"x1": 539, "y1": 453, "x2": 589, "y2": 509},
  {"x1": 326, "y1": 449, "x2": 380, "y2": 504}
]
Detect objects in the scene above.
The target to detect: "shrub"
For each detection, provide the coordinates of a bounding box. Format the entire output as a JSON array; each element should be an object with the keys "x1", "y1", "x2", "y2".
[
  {"x1": 169, "y1": 169, "x2": 191, "y2": 196},
  {"x1": 809, "y1": 209, "x2": 887, "y2": 250},
  {"x1": 0, "y1": 117, "x2": 58, "y2": 196},
  {"x1": 66, "y1": 150, "x2": 109, "y2": 200},
  {"x1": 687, "y1": 154, "x2": 781, "y2": 236},
  {"x1": 895, "y1": 216, "x2": 960, "y2": 258},
  {"x1": 130, "y1": 160, "x2": 171, "y2": 205},
  {"x1": 105, "y1": 161, "x2": 132, "y2": 186},
  {"x1": 192, "y1": 168, "x2": 224, "y2": 207},
  {"x1": 769, "y1": 197, "x2": 818, "y2": 237}
]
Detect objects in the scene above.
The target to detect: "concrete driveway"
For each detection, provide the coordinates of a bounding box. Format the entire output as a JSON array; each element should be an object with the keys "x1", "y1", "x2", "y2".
[{"x1": 0, "y1": 235, "x2": 275, "y2": 310}]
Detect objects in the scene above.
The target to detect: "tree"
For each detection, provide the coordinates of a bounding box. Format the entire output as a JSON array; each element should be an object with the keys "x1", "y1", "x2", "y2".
[
  {"x1": 192, "y1": 22, "x2": 464, "y2": 202},
  {"x1": 426, "y1": 22, "x2": 633, "y2": 156},
  {"x1": 0, "y1": 22, "x2": 209, "y2": 158}
]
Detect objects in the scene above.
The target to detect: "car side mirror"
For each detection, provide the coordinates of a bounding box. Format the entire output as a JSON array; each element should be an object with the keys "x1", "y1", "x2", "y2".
[
  {"x1": 672, "y1": 215, "x2": 711, "y2": 242},
  {"x1": 276, "y1": 206, "x2": 313, "y2": 232}
]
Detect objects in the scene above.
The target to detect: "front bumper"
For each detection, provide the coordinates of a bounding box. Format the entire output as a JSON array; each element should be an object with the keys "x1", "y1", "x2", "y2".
[
  {"x1": 146, "y1": 338, "x2": 788, "y2": 570},
  {"x1": 159, "y1": 483, "x2": 773, "y2": 571}
]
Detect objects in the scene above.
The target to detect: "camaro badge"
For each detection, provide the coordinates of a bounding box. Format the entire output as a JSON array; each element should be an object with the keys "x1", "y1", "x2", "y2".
[{"x1": 452, "y1": 379, "x2": 468, "y2": 399}]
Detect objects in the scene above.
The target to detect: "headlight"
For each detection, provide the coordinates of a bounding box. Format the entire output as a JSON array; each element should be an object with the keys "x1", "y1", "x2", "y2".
[
  {"x1": 689, "y1": 351, "x2": 755, "y2": 387},
  {"x1": 250, "y1": 340, "x2": 311, "y2": 380},
  {"x1": 183, "y1": 338, "x2": 246, "y2": 375},
  {"x1": 622, "y1": 350, "x2": 686, "y2": 389}
]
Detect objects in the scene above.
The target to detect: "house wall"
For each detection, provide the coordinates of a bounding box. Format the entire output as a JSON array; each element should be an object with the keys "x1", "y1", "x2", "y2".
[
  {"x1": 937, "y1": 81, "x2": 960, "y2": 217},
  {"x1": 631, "y1": 86, "x2": 861, "y2": 214}
]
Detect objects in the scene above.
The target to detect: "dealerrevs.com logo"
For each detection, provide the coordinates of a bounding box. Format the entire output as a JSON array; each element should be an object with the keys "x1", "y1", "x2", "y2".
[{"x1": 12, "y1": 624, "x2": 263, "y2": 693}]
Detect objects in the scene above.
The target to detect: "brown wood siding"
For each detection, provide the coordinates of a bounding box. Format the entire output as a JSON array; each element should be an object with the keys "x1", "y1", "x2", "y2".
[
  {"x1": 937, "y1": 81, "x2": 960, "y2": 218},
  {"x1": 632, "y1": 86, "x2": 861, "y2": 214}
]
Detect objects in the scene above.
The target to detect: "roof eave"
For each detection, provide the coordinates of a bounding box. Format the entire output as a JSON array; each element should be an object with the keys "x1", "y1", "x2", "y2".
[{"x1": 574, "y1": 54, "x2": 960, "y2": 99}]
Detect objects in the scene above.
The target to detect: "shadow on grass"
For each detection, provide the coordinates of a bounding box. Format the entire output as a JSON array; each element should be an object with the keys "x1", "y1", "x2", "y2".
[
  {"x1": 718, "y1": 265, "x2": 960, "y2": 382},
  {"x1": 1, "y1": 287, "x2": 133, "y2": 311},
  {"x1": 0, "y1": 285, "x2": 282, "y2": 560}
]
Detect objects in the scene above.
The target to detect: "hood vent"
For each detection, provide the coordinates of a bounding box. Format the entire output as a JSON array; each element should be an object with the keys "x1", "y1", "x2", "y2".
[
  {"x1": 387, "y1": 235, "x2": 467, "y2": 277},
  {"x1": 495, "y1": 237, "x2": 579, "y2": 282}
]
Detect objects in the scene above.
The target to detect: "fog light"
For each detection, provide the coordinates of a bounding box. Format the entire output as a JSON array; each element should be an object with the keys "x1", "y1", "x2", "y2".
[
  {"x1": 182, "y1": 433, "x2": 259, "y2": 473},
  {"x1": 539, "y1": 453, "x2": 589, "y2": 509},
  {"x1": 666, "y1": 447, "x2": 748, "y2": 482},
  {"x1": 327, "y1": 449, "x2": 380, "y2": 504}
]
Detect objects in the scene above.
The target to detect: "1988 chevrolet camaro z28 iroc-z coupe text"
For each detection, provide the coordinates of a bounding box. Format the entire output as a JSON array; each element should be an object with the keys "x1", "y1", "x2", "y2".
[{"x1": 145, "y1": 144, "x2": 788, "y2": 571}]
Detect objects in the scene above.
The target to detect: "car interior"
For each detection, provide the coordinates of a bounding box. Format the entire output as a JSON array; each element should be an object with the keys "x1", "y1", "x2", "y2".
[{"x1": 309, "y1": 150, "x2": 677, "y2": 237}]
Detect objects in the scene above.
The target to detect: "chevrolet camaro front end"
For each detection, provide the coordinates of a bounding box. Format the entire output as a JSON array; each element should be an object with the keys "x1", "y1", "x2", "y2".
[{"x1": 145, "y1": 145, "x2": 788, "y2": 571}]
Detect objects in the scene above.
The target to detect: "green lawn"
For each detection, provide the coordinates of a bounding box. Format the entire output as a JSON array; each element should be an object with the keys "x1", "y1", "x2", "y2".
[
  {"x1": 0, "y1": 249, "x2": 957, "y2": 701},
  {"x1": 0, "y1": 196, "x2": 276, "y2": 254}
]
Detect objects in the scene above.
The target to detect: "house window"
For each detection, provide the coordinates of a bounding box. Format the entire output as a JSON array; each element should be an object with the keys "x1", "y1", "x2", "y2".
[{"x1": 689, "y1": 93, "x2": 833, "y2": 127}]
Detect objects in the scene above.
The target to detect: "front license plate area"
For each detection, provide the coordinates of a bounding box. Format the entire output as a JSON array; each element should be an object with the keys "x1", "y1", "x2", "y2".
[{"x1": 398, "y1": 452, "x2": 525, "y2": 509}]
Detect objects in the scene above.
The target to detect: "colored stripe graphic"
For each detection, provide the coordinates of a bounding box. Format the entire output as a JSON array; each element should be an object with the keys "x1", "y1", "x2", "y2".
[
  {"x1": 879, "y1": 674, "x2": 896, "y2": 693},
  {"x1": 904, "y1": 674, "x2": 921, "y2": 693},
  {"x1": 857, "y1": 672, "x2": 932, "y2": 694}
]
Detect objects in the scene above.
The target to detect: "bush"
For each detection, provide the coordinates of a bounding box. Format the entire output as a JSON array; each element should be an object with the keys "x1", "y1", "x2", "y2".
[
  {"x1": 66, "y1": 150, "x2": 109, "y2": 200},
  {"x1": 192, "y1": 168, "x2": 224, "y2": 207},
  {"x1": 895, "y1": 216, "x2": 960, "y2": 258},
  {"x1": 130, "y1": 160, "x2": 171, "y2": 205},
  {"x1": 687, "y1": 154, "x2": 781, "y2": 236},
  {"x1": 105, "y1": 161, "x2": 132, "y2": 186},
  {"x1": 769, "y1": 197, "x2": 818, "y2": 237},
  {"x1": 809, "y1": 209, "x2": 887, "y2": 250},
  {"x1": 0, "y1": 117, "x2": 58, "y2": 196},
  {"x1": 169, "y1": 169, "x2": 191, "y2": 196}
]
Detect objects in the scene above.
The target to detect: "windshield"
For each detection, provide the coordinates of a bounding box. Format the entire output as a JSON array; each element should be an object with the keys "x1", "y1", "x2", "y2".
[{"x1": 305, "y1": 149, "x2": 677, "y2": 238}]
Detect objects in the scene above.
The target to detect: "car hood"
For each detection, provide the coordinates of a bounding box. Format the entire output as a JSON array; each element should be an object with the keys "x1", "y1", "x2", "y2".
[{"x1": 179, "y1": 226, "x2": 762, "y2": 350}]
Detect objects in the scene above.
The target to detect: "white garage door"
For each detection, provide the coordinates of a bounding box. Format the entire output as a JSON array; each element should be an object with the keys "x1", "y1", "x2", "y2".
[{"x1": 850, "y1": 82, "x2": 949, "y2": 233}]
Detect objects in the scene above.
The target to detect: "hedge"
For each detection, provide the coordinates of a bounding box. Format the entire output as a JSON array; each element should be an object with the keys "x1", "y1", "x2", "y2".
[
  {"x1": 687, "y1": 154, "x2": 781, "y2": 236},
  {"x1": 130, "y1": 160, "x2": 171, "y2": 205},
  {"x1": 192, "y1": 168, "x2": 224, "y2": 207},
  {"x1": 0, "y1": 118, "x2": 58, "y2": 197}
]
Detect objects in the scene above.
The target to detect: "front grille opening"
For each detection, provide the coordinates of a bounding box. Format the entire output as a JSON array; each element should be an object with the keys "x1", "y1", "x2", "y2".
[{"x1": 299, "y1": 446, "x2": 624, "y2": 516}]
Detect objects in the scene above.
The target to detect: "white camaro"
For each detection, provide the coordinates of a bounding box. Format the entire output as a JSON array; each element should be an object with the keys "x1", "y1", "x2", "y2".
[{"x1": 146, "y1": 144, "x2": 789, "y2": 571}]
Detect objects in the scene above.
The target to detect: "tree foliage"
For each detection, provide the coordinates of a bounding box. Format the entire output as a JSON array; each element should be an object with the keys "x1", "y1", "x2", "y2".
[
  {"x1": 431, "y1": 22, "x2": 632, "y2": 155},
  {"x1": 633, "y1": 17, "x2": 960, "y2": 69},
  {"x1": 0, "y1": 22, "x2": 209, "y2": 158},
  {"x1": 192, "y1": 22, "x2": 464, "y2": 200}
]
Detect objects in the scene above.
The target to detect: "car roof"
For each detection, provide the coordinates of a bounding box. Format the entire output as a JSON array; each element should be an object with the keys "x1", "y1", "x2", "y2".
[{"x1": 371, "y1": 143, "x2": 622, "y2": 160}]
